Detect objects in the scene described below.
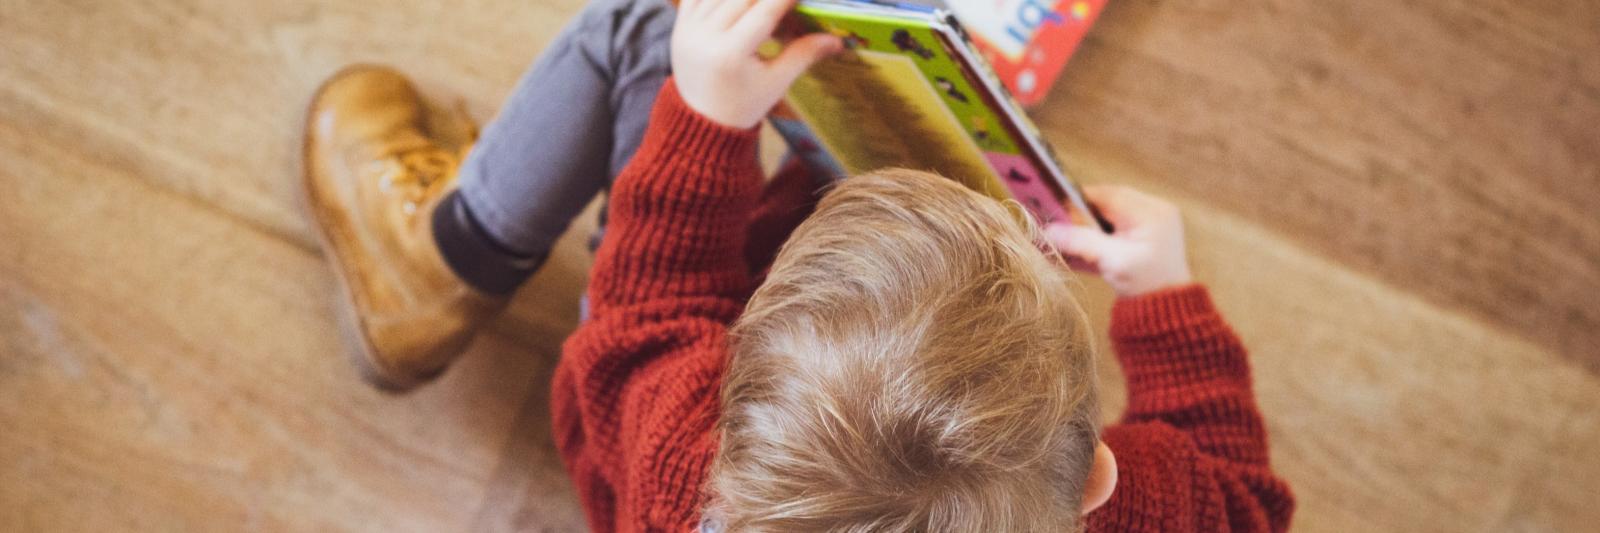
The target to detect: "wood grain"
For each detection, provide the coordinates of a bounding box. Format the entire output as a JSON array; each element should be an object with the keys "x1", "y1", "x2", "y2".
[
  {"x1": 0, "y1": 115, "x2": 571, "y2": 530},
  {"x1": 1, "y1": 0, "x2": 1596, "y2": 531},
  {"x1": 1038, "y1": 0, "x2": 1600, "y2": 368}
]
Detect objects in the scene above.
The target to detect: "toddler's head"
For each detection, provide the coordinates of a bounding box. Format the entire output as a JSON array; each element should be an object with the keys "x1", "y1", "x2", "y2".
[{"x1": 709, "y1": 169, "x2": 1105, "y2": 531}]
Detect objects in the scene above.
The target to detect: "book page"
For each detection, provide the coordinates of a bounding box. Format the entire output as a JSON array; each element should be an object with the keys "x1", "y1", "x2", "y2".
[{"x1": 786, "y1": 49, "x2": 1010, "y2": 201}]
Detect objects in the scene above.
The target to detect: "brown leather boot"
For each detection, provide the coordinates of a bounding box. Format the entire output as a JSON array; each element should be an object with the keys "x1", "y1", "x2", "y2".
[{"x1": 303, "y1": 65, "x2": 504, "y2": 391}]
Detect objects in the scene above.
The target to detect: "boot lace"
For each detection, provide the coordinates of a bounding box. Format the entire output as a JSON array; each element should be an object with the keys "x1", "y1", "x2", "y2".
[{"x1": 369, "y1": 145, "x2": 460, "y2": 216}]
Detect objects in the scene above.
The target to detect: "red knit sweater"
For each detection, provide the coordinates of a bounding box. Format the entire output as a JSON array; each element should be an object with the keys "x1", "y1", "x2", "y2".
[{"x1": 554, "y1": 80, "x2": 1295, "y2": 532}]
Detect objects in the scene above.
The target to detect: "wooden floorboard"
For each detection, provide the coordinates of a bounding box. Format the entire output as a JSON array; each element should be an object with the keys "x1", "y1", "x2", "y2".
[
  {"x1": 1039, "y1": 0, "x2": 1600, "y2": 368},
  {"x1": 2, "y1": 0, "x2": 1597, "y2": 531},
  {"x1": 1147, "y1": 201, "x2": 1600, "y2": 532},
  {"x1": 0, "y1": 114, "x2": 574, "y2": 531}
]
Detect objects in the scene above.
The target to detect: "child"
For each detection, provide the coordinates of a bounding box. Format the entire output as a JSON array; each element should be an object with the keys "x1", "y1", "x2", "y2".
[
  {"x1": 554, "y1": 0, "x2": 1294, "y2": 531},
  {"x1": 303, "y1": 0, "x2": 1295, "y2": 528}
]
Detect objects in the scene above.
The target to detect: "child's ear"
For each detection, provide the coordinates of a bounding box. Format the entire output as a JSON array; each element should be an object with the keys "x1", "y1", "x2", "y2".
[{"x1": 1081, "y1": 441, "x2": 1118, "y2": 515}]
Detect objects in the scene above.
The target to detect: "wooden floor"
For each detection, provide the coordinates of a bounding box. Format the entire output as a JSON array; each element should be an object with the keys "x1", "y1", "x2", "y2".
[{"x1": 2, "y1": 0, "x2": 1596, "y2": 531}]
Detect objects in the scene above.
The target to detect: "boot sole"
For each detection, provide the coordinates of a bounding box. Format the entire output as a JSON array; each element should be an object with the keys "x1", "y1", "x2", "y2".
[{"x1": 301, "y1": 64, "x2": 448, "y2": 393}]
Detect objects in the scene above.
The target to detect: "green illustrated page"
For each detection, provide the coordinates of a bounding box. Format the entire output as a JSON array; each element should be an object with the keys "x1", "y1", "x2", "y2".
[
  {"x1": 769, "y1": 2, "x2": 1080, "y2": 225},
  {"x1": 777, "y1": 5, "x2": 1017, "y2": 193},
  {"x1": 784, "y1": 49, "x2": 1010, "y2": 200},
  {"x1": 796, "y1": 4, "x2": 1022, "y2": 155}
]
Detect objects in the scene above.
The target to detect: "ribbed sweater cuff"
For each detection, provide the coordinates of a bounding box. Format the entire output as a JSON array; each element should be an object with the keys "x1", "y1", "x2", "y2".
[
  {"x1": 1110, "y1": 284, "x2": 1219, "y2": 337},
  {"x1": 636, "y1": 78, "x2": 761, "y2": 176},
  {"x1": 1110, "y1": 284, "x2": 1251, "y2": 394}
]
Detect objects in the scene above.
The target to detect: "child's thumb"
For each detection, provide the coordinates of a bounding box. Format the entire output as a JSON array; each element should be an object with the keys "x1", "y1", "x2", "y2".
[
  {"x1": 1045, "y1": 224, "x2": 1112, "y2": 264},
  {"x1": 769, "y1": 33, "x2": 843, "y2": 87}
]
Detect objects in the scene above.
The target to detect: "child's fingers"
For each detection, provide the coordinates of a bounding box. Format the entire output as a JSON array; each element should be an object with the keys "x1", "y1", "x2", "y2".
[
  {"x1": 1084, "y1": 185, "x2": 1161, "y2": 228},
  {"x1": 1044, "y1": 223, "x2": 1112, "y2": 269},
  {"x1": 1082, "y1": 185, "x2": 1135, "y2": 218},
  {"x1": 733, "y1": 0, "x2": 799, "y2": 42},
  {"x1": 686, "y1": 0, "x2": 719, "y2": 17},
  {"x1": 706, "y1": 0, "x2": 755, "y2": 28},
  {"x1": 766, "y1": 32, "x2": 843, "y2": 89}
]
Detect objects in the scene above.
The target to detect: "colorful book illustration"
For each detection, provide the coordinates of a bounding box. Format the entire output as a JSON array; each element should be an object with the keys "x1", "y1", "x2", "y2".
[
  {"x1": 771, "y1": 0, "x2": 1109, "y2": 231},
  {"x1": 943, "y1": 0, "x2": 1107, "y2": 106}
]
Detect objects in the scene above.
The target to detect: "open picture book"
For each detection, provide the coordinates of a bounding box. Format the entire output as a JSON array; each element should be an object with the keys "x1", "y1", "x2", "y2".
[{"x1": 770, "y1": 0, "x2": 1110, "y2": 231}]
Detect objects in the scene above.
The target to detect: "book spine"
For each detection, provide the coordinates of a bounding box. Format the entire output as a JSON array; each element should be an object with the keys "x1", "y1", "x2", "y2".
[{"x1": 934, "y1": 9, "x2": 1100, "y2": 225}]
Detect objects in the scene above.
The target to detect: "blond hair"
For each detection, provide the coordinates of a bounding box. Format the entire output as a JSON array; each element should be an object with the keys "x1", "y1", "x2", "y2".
[{"x1": 708, "y1": 169, "x2": 1100, "y2": 532}]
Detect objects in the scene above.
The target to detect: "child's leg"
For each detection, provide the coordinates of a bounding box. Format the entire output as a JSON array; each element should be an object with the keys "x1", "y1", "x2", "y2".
[{"x1": 437, "y1": 0, "x2": 675, "y2": 294}]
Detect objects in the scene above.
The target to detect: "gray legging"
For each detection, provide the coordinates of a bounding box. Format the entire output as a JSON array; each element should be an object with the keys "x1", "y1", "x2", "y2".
[{"x1": 442, "y1": 0, "x2": 675, "y2": 293}]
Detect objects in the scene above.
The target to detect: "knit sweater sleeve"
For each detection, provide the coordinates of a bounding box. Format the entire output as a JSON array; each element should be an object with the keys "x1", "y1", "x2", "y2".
[
  {"x1": 586, "y1": 79, "x2": 763, "y2": 314},
  {"x1": 1087, "y1": 285, "x2": 1296, "y2": 533},
  {"x1": 553, "y1": 79, "x2": 761, "y2": 533}
]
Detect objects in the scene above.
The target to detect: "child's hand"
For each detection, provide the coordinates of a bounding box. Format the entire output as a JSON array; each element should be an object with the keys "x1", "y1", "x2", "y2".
[
  {"x1": 671, "y1": 0, "x2": 843, "y2": 129},
  {"x1": 1044, "y1": 186, "x2": 1194, "y2": 297}
]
